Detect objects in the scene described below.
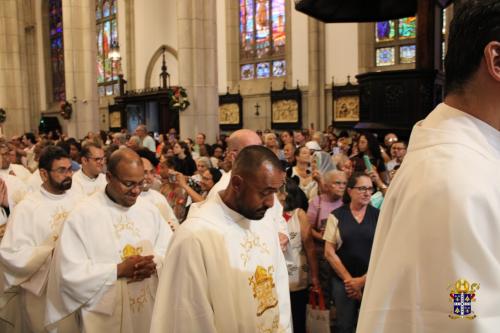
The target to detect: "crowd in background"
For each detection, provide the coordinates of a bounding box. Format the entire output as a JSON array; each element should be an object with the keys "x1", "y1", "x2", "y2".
[{"x1": 0, "y1": 123, "x2": 408, "y2": 332}]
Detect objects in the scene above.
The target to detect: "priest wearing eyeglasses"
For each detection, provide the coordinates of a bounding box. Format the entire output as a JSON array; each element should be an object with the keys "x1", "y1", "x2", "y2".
[
  {"x1": 46, "y1": 148, "x2": 172, "y2": 333},
  {"x1": 0, "y1": 146, "x2": 81, "y2": 332},
  {"x1": 71, "y1": 142, "x2": 107, "y2": 196}
]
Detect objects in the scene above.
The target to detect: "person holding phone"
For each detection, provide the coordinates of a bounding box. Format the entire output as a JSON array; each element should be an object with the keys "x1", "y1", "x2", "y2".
[{"x1": 286, "y1": 145, "x2": 318, "y2": 199}]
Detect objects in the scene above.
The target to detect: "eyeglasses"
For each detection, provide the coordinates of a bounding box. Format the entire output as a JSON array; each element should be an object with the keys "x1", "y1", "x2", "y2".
[
  {"x1": 333, "y1": 181, "x2": 347, "y2": 186},
  {"x1": 50, "y1": 167, "x2": 73, "y2": 175},
  {"x1": 86, "y1": 156, "x2": 104, "y2": 163},
  {"x1": 352, "y1": 186, "x2": 374, "y2": 193},
  {"x1": 112, "y1": 174, "x2": 145, "y2": 190}
]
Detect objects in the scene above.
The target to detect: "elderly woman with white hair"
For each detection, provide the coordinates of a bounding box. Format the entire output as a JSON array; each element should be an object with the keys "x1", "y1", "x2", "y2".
[
  {"x1": 263, "y1": 132, "x2": 285, "y2": 160},
  {"x1": 307, "y1": 169, "x2": 348, "y2": 307}
]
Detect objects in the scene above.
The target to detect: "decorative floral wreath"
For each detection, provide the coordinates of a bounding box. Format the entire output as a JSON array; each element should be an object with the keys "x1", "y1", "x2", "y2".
[
  {"x1": 0, "y1": 108, "x2": 6, "y2": 123},
  {"x1": 167, "y1": 87, "x2": 190, "y2": 111},
  {"x1": 60, "y1": 101, "x2": 73, "y2": 120}
]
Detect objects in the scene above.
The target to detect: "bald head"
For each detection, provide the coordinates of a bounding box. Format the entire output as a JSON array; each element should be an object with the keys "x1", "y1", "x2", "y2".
[
  {"x1": 232, "y1": 145, "x2": 283, "y2": 179},
  {"x1": 227, "y1": 129, "x2": 262, "y2": 157},
  {"x1": 107, "y1": 148, "x2": 143, "y2": 176}
]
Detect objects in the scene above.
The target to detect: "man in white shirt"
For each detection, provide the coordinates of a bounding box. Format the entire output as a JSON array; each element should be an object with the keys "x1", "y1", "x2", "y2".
[
  {"x1": 357, "y1": 1, "x2": 500, "y2": 332},
  {"x1": 0, "y1": 145, "x2": 28, "y2": 237},
  {"x1": 71, "y1": 142, "x2": 107, "y2": 196},
  {"x1": 151, "y1": 145, "x2": 291, "y2": 333},
  {"x1": 135, "y1": 124, "x2": 156, "y2": 153},
  {"x1": 46, "y1": 148, "x2": 172, "y2": 333},
  {"x1": 0, "y1": 146, "x2": 80, "y2": 332},
  {"x1": 385, "y1": 140, "x2": 407, "y2": 172}
]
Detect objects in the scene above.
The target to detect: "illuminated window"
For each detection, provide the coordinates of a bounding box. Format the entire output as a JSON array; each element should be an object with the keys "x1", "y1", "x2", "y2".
[
  {"x1": 375, "y1": 17, "x2": 416, "y2": 67},
  {"x1": 239, "y1": 0, "x2": 286, "y2": 80},
  {"x1": 96, "y1": 0, "x2": 120, "y2": 96},
  {"x1": 49, "y1": 0, "x2": 65, "y2": 102}
]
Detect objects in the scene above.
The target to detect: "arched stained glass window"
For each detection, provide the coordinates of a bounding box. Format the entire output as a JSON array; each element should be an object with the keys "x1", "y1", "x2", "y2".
[
  {"x1": 96, "y1": 0, "x2": 120, "y2": 96},
  {"x1": 49, "y1": 0, "x2": 65, "y2": 102},
  {"x1": 375, "y1": 17, "x2": 416, "y2": 67},
  {"x1": 239, "y1": 0, "x2": 286, "y2": 80}
]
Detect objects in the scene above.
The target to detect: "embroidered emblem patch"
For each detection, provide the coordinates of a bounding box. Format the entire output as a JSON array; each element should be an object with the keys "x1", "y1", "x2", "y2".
[{"x1": 449, "y1": 278, "x2": 479, "y2": 319}]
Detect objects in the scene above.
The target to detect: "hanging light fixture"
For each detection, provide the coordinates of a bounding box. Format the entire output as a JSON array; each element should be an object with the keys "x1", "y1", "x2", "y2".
[{"x1": 108, "y1": 40, "x2": 121, "y2": 61}]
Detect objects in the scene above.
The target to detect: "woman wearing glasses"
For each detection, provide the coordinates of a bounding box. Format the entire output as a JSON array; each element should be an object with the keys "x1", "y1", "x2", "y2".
[{"x1": 323, "y1": 172, "x2": 380, "y2": 333}]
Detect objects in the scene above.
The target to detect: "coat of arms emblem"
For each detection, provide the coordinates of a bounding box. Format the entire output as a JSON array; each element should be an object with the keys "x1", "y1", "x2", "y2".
[
  {"x1": 249, "y1": 265, "x2": 278, "y2": 316},
  {"x1": 448, "y1": 279, "x2": 479, "y2": 319}
]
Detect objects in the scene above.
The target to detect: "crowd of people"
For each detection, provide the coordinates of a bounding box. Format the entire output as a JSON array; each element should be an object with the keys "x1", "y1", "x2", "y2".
[{"x1": 0, "y1": 121, "x2": 407, "y2": 333}]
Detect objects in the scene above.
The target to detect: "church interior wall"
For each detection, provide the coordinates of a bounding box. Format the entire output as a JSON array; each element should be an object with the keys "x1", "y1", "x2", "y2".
[{"x1": 133, "y1": 0, "x2": 178, "y2": 90}]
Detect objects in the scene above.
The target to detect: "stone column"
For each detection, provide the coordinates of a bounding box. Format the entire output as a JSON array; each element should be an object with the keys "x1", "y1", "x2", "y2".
[
  {"x1": 0, "y1": 0, "x2": 31, "y2": 136},
  {"x1": 62, "y1": 0, "x2": 98, "y2": 139},
  {"x1": 307, "y1": 17, "x2": 326, "y2": 131},
  {"x1": 177, "y1": 0, "x2": 218, "y2": 141}
]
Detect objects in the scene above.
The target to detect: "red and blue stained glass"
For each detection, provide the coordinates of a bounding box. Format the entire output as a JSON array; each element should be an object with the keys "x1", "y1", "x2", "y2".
[
  {"x1": 376, "y1": 21, "x2": 395, "y2": 42},
  {"x1": 96, "y1": 0, "x2": 120, "y2": 96},
  {"x1": 49, "y1": 0, "x2": 65, "y2": 102},
  {"x1": 255, "y1": 0, "x2": 270, "y2": 58},
  {"x1": 239, "y1": 0, "x2": 286, "y2": 79},
  {"x1": 271, "y1": 0, "x2": 285, "y2": 55},
  {"x1": 240, "y1": 0, "x2": 255, "y2": 59},
  {"x1": 399, "y1": 17, "x2": 416, "y2": 39}
]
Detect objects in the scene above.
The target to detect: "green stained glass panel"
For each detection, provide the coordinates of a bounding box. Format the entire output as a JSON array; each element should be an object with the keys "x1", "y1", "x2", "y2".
[{"x1": 398, "y1": 17, "x2": 416, "y2": 39}]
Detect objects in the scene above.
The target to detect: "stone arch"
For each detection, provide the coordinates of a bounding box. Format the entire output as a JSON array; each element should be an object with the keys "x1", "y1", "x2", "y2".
[{"x1": 144, "y1": 45, "x2": 178, "y2": 88}]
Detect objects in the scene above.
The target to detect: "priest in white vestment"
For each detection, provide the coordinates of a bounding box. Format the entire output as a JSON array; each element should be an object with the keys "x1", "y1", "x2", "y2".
[
  {"x1": 138, "y1": 151, "x2": 179, "y2": 232},
  {"x1": 71, "y1": 143, "x2": 107, "y2": 196},
  {"x1": 0, "y1": 146, "x2": 80, "y2": 332},
  {"x1": 357, "y1": 2, "x2": 500, "y2": 332},
  {"x1": 208, "y1": 129, "x2": 290, "y2": 247},
  {"x1": 151, "y1": 145, "x2": 291, "y2": 333},
  {"x1": 46, "y1": 148, "x2": 172, "y2": 333}
]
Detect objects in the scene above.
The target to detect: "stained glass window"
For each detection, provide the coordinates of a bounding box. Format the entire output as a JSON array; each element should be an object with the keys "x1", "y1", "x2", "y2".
[
  {"x1": 256, "y1": 62, "x2": 270, "y2": 78},
  {"x1": 398, "y1": 17, "x2": 416, "y2": 39},
  {"x1": 49, "y1": 0, "x2": 65, "y2": 102},
  {"x1": 376, "y1": 48, "x2": 395, "y2": 66},
  {"x1": 399, "y1": 45, "x2": 416, "y2": 64},
  {"x1": 375, "y1": 21, "x2": 395, "y2": 42},
  {"x1": 272, "y1": 60, "x2": 286, "y2": 77},
  {"x1": 96, "y1": 0, "x2": 120, "y2": 96},
  {"x1": 375, "y1": 16, "x2": 416, "y2": 67},
  {"x1": 241, "y1": 64, "x2": 255, "y2": 80},
  {"x1": 240, "y1": 0, "x2": 286, "y2": 79}
]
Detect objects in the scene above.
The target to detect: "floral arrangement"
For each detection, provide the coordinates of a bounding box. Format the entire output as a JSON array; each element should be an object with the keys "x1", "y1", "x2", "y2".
[
  {"x1": 167, "y1": 87, "x2": 190, "y2": 111},
  {"x1": 60, "y1": 101, "x2": 73, "y2": 120}
]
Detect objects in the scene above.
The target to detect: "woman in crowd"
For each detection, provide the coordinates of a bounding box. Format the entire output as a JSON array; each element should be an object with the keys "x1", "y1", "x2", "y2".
[
  {"x1": 263, "y1": 132, "x2": 284, "y2": 160},
  {"x1": 307, "y1": 170, "x2": 347, "y2": 306},
  {"x1": 192, "y1": 156, "x2": 212, "y2": 183},
  {"x1": 352, "y1": 132, "x2": 387, "y2": 183},
  {"x1": 158, "y1": 156, "x2": 188, "y2": 221},
  {"x1": 287, "y1": 145, "x2": 318, "y2": 199},
  {"x1": 176, "y1": 167, "x2": 222, "y2": 204},
  {"x1": 278, "y1": 178, "x2": 319, "y2": 333},
  {"x1": 323, "y1": 172, "x2": 380, "y2": 333},
  {"x1": 280, "y1": 130, "x2": 294, "y2": 146},
  {"x1": 172, "y1": 141, "x2": 196, "y2": 176},
  {"x1": 210, "y1": 144, "x2": 225, "y2": 169}
]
